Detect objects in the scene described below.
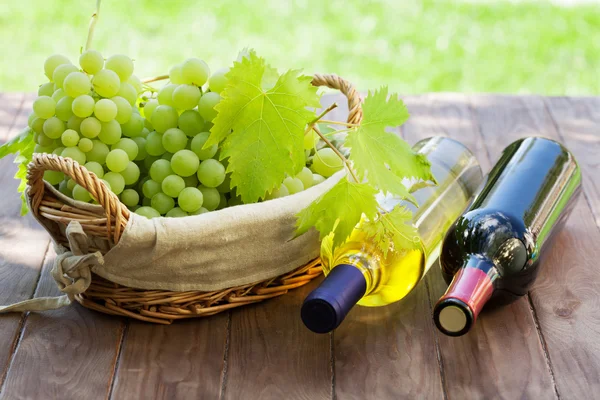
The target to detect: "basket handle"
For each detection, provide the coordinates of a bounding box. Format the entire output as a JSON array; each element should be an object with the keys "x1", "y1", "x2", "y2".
[
  {"x1": 311, "y1": 74, "x2": 363, "y2": 124},
  {"x1": 27, "y1": 153, "x2": 129, "y2": 243}
]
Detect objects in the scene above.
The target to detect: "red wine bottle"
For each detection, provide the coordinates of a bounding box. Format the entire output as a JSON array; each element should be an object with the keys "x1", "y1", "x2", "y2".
[{"x1": 433, "y1": 137, "x2": 581, "y2": 336}]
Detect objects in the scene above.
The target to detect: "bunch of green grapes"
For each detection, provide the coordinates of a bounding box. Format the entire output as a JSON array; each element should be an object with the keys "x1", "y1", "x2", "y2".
[{"x1": 30, "y1": 53, "x2": 342, "y2": 219}]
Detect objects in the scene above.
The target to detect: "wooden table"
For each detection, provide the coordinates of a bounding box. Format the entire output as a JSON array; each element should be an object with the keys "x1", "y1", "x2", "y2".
[{"x1": 0, "y1": 92, "x2": 599, "y2": 400}]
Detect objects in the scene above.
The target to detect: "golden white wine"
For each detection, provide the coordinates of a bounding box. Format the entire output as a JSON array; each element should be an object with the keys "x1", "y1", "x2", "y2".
[{"x1": 302, "y1": 136, "x2": 483, "y2": 333}]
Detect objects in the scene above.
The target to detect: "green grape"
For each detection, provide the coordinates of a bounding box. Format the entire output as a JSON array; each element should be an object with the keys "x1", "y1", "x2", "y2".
[
  {"x1": 171, "y1": 149, "x2": 199, "y2": 177},
  {"x1": 178, "y1": 187, "x2": 203, "y2": 212},
  {"x1": 151, "y1": 192, "x2": 175, "y2": 215},
  {"x1": 143, "y1": 99, "x2": 159, "y2": 120},
  {"x1": 142, "y1": 179, "x2": 162, "y2": 199},
  {"x1": 32, "y1": 118, "x2": 46, "y2": 134},
  {"x1": 67, "y1": 115, "x2": 83, "y2": 131},
  {"x1": 55, "y1": 96, "x2": 74, "y2": 121},
  {"x1": 312, "y1": 173, "x2": 326, "y2": 186},
  {"x1": 132, "y1": 137, "x2": 147, "y2": 161},
  {"x1": 120, "y1": 161, "x2": 140, "y2": 185},
  {"x1": 198, "y1": 92, "x2": 221, "y2": 122},
  {"x1": 33, "y1": 96, "x2": 56, "y2": 119},
  {"x1": 94, "y1": 98, "x2": 117, "y2": 122},
  {"x1": 149, "y1": 159, "x2": 173, "y2": 183},
  {"x1": 283, "y1": 177, "x2": 304, "y2": 194},
  {"x1": 139, "y1": 127, "x2": 150, "y2": 138},
  {"x1": 109, "y1": 96, "x2": 132, "y2": 124},
  {"x1": 165, "y1": 207, "x2": 188, "y2": 218},
  {"x1": 141, "y1": 197, "x2": 151, "y2": 207},
  {"x1": 181, "y1": 58, "x2": 210, "y2": 86},
  {"x1": 312, "y1": 148, "x2": 343, "y2": 177},
  {"x1": 161, "y1": 175, "x2": 185, "y2": 198},
  {"x1": 61, "y1": 129, "x2": 80, "y2": 147},
  {"x1": 52, "y1": 88, "x2": 66, "y2": 102},
  {"x1": 303, "y1": 129, "x2": 319, "y2": 150},
  {"x1": 43, "y1": 117, "x2": 65, "y2": 139},
  {"x1": 79, "y1": 50, "x2": 103, "y2": 74},
  {"x1": 105, "y1": 54, "x2": 134, "y2": 81},
  {"x1": 64, "y1": 72, "x2": 91, "y2": 98},
  {"x1": 190, "y1": 132, "x2": 218, "y2": 160},
  {"x1": 172, "y1": 84, "x2": 201, "y2": 110},
  {"x1": 58, "y1": 180, "x2": 72, "y2": 197},
  {"x1": 136, "y1": 206, "x2": 160, "y2": 219},
  {"x1": 169, "y1": 64, "x2": 185, "y2": 84},
  {"x1": 178, "y1": 109, "x2": 204, "y2": 137},
  {"x1": 151, "y1": 105, "x2": 179, "y2": 134},
  {"x1": 52, "y1": 64, "x2": 79, "y2": 89},
  {"x1": 106, "y1": 149, "x2": 129, "y2": 172},
  {"x1": 145, "y1": 131, "x2": 166, "y2": 156},
  {"x1": 216, "y1": 174, "x2": 231, "y2": 193},
  {"x1": 144, "y1": 118, "x2": 153, "y2": 132},
  {"x1": 87, "y1": 140, "x2": 110, "y2": 164},
  {"x1": 161, "y1": 152, "x2": 174, "y2": 161},
  {"x1": 66, "y1": 178, "x2": 77, "y2": 191},
  {"x1": 112, "y1": 138, "x2": 138, "y2": 160},
  {"x1": 183, "y1": 174, "x2": 198, "y2": 188},
  {"x1": 78, "y1": 138, "x2": 93, "y2": 152},
  {"x1": 92, "y1": 69, "x2": 121, "y2": 98},
  {"x1": 62, "y1": 147, "x2": 86, "y2": 165},
  {"x1": 121, "y1": 113, "x2": 144, "y2": 137},
  {"x1": 162, "y1": 128, "x2": 187, "y2": 153},
  {"x1": 28, "y1": 112, "x2": 38, "y2": 128},
  {"x1": 98, "y1": 120, "x2": 122, "y2": 144},
  {"x1": 38, "y1": 82, "x2": 54, "y2": 97},
  {"x1": 120, "y1": 189, "x2": 139, "y2": 207},
  {"x1": 157, "y1": 84, "x2": 177, "y2": 106},
  {"x1": 127, "y1": 75, "x2": 143, "y2": 94},
  {"x1": 84, "y1": 161, "x2": 104, "y2": 178},
  {"x1": 143, "y1": 155, "x2": 160, "y2": 170},
  {"x1": 117, "y1": 83, "x2": 137, "y2": 106},
  {"x1": 34, "y1": 144, "x2": 53, "y2": 154},
  {"x1": 37, "y1": 132, "x2": 53, "y2": 147},
  {"x1": 189, "y1": 207, "x2": 209, "y2": 215},
  {"x1": 53, "y1": 146, "x2": 65, "y2": 156},
  {"x1": 44, "y1": 170, "x2": 64, "y2": 185},
  {"x1": 103, "y1": 171, "x2": 125, "y2": 194},
  {"x1": 266, "y1": 184, "x2": 290, "y2": 200},
  {"x1": 197, "y1": 185, "x2": 220, "y2": 211},
  {"x1": 44, "y1": 54, "x2": 71, "y2": 80},
  {"x1": 72, "y1": 94, "x2": 95, "y2": 118},
  {"x1": 197, "y1": 159, "x2": 225, "y2": 187},
  {"x1": 80, "y1": 117, "x2": 101, "y2": 138},
  {"x1": 73, "y1": 184, "x2": 92, "y2": 202},
  {"x1": 296, "y1": 167, "x2": 313, "y2": 189},
  {"x1": 208, "y1": 68, "x2": 228, "y2": 93}
]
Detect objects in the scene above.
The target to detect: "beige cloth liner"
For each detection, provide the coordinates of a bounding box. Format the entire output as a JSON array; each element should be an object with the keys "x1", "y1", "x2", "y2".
[{"x1": 1, "y1": 171, "x2": 345, "y2": 313}]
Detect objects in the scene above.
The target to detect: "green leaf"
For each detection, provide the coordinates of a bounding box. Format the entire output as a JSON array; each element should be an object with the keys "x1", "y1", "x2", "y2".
[
  {"x1": 207, "y1": 50, "x2": 321, "y2": 202},
  {"x1": 296, "y1": 177, "x2": 379, "y2": 248},
  {"x1": 346, "y1": 87, "x2": 435, "y2": 204},
  {"x1": 0, "y1": 128, "x2": 34, "y2": 215},
  {"x1": 358, "y1": 205, "x2": 421, "y2": 257}
]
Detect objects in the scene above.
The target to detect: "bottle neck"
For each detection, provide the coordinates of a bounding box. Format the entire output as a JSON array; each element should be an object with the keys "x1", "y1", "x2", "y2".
[{"x1": 434, "y1": 255, "x2": 499, "y2": 336}]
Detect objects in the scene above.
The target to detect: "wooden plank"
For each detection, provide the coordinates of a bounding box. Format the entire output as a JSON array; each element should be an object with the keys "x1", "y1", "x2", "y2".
[
  {"x1": 544, "y1": 97, "x2": 600, "y2": 229},
  {"x1": 224, "y1": 280, "x2": 332, "y2": 400},
  {"x1": 403, "y1": 94, "x2": 556, "y2": 399},
  {"x1": 0, "y1": 93, "x2": 50, "y2": 389},
  {"x1": 331, "y1": 94, "x2": 444, "y2": 400},
  {"x1": 1, "y1": 247, "x2": 125, "y2": 399},
  {"x1": 110, "y1": 315, "x2": 228, "y2": 399}
]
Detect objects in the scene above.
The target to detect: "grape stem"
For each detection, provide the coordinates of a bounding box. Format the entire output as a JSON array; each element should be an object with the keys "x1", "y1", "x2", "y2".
[
  {"x1": 312, "y1": 124, "x2": 360, "y2": 183},
  {"x1": 85, "y1": 0, "x2": 101, "y2": 51},
  {"x1": 317, "y1": 119, "x2": 360, "y2": 127},
  {"x1": 142, "y1": 74, "x2": 170, "y2": 84}
]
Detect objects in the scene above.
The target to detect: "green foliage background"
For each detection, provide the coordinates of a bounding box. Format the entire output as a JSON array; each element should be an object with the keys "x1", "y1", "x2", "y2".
[{"x1": 1, "y1": 0, "x2": 598, "y2": 94}]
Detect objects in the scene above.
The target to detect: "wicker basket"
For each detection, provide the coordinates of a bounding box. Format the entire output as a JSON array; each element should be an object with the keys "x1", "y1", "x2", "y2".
[{"x1": 25, "y1": 74, "x2": 363, "y2": 324}]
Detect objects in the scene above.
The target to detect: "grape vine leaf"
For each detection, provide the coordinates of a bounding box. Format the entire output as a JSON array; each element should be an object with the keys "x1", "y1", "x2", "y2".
[
  {"x1": 296, "y1": 178, "x2": 379, "y2": 248},
  {"x1": 357, "y1": 205, "x2": 420, "y2": 257},
  {"x1": 346, "y1": 87, "x2": 435, "y2": 204},
  {"x1": 0, "y1": 129, "x2": 35, "y2": 215},
  {"x1": 206, "y1": 50, "x2": 321, "y2": 203}
]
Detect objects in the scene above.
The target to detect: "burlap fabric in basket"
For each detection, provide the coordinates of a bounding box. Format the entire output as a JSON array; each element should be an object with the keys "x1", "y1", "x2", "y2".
[{"x1": 0, "y1": 74, "x2": 363, "y2": 324}]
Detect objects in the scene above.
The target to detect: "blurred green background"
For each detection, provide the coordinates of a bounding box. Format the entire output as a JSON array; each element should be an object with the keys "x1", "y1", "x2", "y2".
[{"x1": 1, "y1": 0, "x2": 599, "y2": 94}]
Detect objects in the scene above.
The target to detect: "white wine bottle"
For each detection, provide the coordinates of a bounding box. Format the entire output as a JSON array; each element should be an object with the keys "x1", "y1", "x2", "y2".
[{"x1": 301, "y1": 136, "x2": 483, "y2": 333}]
